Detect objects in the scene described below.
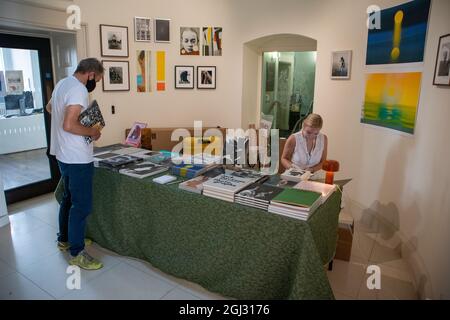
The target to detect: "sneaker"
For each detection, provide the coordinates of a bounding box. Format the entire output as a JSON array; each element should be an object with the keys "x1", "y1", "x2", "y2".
[
  {"x1": 57, "y1": 238, "x2": 93, "y2": 251},
  {"x1": 69, "y1": 250, "x2": 103, "y2": 270}
]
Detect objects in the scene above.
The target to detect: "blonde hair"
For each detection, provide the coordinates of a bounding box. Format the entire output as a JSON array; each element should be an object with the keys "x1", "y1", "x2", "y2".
[{"x1": 302, "y1": 113, "x2": 323, "y2": 129}]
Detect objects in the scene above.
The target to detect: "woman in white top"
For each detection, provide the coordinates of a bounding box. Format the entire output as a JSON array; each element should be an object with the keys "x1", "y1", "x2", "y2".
[{"x1": 281, "y1": 113, "x2": 328, "y2": 173}]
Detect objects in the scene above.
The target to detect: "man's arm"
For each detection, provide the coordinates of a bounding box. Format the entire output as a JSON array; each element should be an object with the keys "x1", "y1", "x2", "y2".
[
  {"x1": 63, "y1": 105, "x2": 101, "y2": 141},
  {"x1": 45, "y1": 98, "x2": 52, "y2": 114}
]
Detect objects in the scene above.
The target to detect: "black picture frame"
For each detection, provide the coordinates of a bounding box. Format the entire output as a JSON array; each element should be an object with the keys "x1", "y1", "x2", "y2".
[
  {"x1": 102, "y1": 60, "x2": 130, "y2": 92},
  {"x1": 100, "y1": 24, "x2": 129, "y2": 58},
  {"x1": 154, "y1": 18, "x2": 170, "y2": 43},
  {"x1": 433, "y1": 34, "x2": 450, "y2": 86},
  {"x1": 197, "y1": 66, "x2": 216, "y2": 89},
  {"x1": 174, "y1": 65, "x2": 194, "y2": 89}
]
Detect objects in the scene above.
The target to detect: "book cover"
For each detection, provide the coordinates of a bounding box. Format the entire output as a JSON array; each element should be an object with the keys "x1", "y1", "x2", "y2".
[
  {"x1": 171, "y1": 163, "x2": 208, "y2": 179},
  {"x1": 125, "y1": 122, "x2": 147, "y2": 147},
  {"x1": 119, "y1": 162, "x2": 168, "y2": 179},
  {"x1": 294, "y1": 180, "x2": 336, "y2": 204},
  {"x1": 280, "y1": 168, "x2": 315, "y2": 183},
  {"x1": 237, "y1": 182, "x2": 284, "y2": 203},
  {"x1": 271, "y1": 188, "x2": 321, "y2": 208},
  {"x1": 78, "y1": 100, "x2": 105, "y2": 145},
  {"x1": 202, "y1": 174, "x2": 257, "y2": 194},
  {"x1": 98, "y1": 155, "x2": 142, "y2": 169}
]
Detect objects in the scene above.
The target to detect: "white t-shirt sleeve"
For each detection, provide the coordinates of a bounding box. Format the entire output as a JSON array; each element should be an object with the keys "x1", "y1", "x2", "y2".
[{"x1": 64, "y1": 85, "x2": 88, "y2": 110}]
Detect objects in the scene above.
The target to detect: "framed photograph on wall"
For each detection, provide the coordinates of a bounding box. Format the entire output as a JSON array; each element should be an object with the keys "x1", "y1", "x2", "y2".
[
  {"x1": 154, "y1": 18, "x2": 170, "y2": 43},
  {"x1": 433, "y1": 34, "x2": 450, "y2": 86},
  {"x1": 100, "y1": 24, "x2": 129, "y2": 57},
  {"x1": 134, "y1": 17, "x2": 151, "y2": 42},
  {"x1": 331, "y1": 50, "x2": 352, "y2": 80},
  {"x1": 175, "y1": 66, "x2": 194, "y2": 89},
  {"x1": 197, "y1": 66, "x2": 216, "y2": 89},
  {"x1": 102, "y1": 60, "x2": 130, "y2": 91}
]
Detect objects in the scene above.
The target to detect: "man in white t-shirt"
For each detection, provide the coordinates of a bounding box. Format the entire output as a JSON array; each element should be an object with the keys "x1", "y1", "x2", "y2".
[{"x1": 46, "y1": 58, "x2": 104, "y2": 270}]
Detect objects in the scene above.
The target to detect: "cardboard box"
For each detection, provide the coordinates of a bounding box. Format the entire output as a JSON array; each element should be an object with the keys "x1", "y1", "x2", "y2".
[
  {"x1": 150, "y1": 127, "x2": 227, "y2": 152},
  {"x1": 335, "y1": 212, "x2": 354, "y2": 261}
]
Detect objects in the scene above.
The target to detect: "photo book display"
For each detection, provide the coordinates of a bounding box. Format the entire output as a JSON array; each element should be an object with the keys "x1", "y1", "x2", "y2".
[
  {"x1": 119, "y1": 161, "x2": 169, "y2": 179},
  {"x1": 78, "y1": 100, "x2": 105, "y2": 145}
]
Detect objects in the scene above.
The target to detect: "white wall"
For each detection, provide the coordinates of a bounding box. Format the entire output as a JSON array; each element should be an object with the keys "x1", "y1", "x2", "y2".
[{"x1": 1, "y1": 0, "x2": 449, "y2": 299}]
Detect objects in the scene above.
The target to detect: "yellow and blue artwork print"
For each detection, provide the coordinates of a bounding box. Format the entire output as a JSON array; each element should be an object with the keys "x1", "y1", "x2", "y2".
[
  {"x1": 361, "y1": 72, "x2": 422, "y2": 134},
  {"x1": 366, "y1": 0, "x2": 431, "y2": 65}
]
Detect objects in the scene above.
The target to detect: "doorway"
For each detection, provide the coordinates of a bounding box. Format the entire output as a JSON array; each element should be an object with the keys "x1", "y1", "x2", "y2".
[
  {"x1": 261, "y1": 51, "x2": 316, "y2": 138},
  {"x1": 0, "y1": 33, "x2": 58, "y2": 204}
]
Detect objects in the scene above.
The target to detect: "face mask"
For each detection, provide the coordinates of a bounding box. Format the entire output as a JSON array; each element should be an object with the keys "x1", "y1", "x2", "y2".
[{"x1": 86, "y1": 77, "x2": 96, "y2": 92}]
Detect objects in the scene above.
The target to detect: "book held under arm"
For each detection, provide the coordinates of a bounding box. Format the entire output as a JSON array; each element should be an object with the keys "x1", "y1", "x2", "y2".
[{"x1": 78, "y1": 100, "x2": 105, "y2": 145}]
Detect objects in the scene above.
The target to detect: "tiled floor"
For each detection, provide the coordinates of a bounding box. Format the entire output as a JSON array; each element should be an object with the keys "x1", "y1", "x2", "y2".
[
  {"x1": 0, "y1": 148, "x2": 51, "y2": 190},
  {"x1": 0, "y1": 193, "x2": 418, "y2": 300}
]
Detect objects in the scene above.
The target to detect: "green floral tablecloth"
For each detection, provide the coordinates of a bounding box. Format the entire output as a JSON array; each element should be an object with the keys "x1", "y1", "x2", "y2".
[{"x1": 55, "y1": 168, "x2": 341, "y2": 300}]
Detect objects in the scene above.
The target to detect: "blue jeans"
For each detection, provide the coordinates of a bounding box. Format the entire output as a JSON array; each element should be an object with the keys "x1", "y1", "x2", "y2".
[{"x1": 57, "y1": 161, "x2": 94, "y2": 256}]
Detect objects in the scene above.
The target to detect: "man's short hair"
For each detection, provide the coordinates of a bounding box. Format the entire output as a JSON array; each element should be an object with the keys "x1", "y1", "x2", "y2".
[{"x1": 75, "y1": 58, "x2": 104, "y2": 75}]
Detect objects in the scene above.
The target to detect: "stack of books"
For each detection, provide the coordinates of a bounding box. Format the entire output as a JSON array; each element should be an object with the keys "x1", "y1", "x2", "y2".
[
  {"x1": 268, "y1": 188, "x2": 322, "y2": 221},
  {"x1": 202, "y1": 172, "x2": 261, "y2": 202},
  {"x1": 119, "y1": 161, "x2": 169, "y2": 179},
  {"x1": 178, "y1": 166, "x2": 225, "y2": 194},
  {"x1": 235, "y1": 180, "x2": 284, "y2": 210}
]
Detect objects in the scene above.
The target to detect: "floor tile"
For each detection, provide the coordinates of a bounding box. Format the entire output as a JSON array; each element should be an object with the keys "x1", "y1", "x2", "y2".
[
  {"x1": 60, "y1": 262, "x2": 175, "y2": 300},
  {"x1": 161, "y1": 287, "x2": 201, "y2": 300},
  {"x1": 0, "y1": 258, "x2": 15, "y2": 278},
  {"x1": 0, "y1": 272, "x2": 54, "y2": 300},
  {"x1": 19, "y1": 247, "x2": 121, "y2": 299},
  {"x1": 327, "y1": 259, "x2": 367, "y2": 299}
]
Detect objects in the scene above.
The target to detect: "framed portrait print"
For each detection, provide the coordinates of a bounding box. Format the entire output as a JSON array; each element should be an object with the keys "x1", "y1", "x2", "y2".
[
  {"x1": 100, "y1": 24, "x2": 129, "y2": 57},
  {"x1": 331, "y1": 50, "x2": 352, "y2": 80},
  {"x1": 102, "y1": 60, "x2": 130, "y2": 91},
  {"x1": 174, "y1": 66, "x2": 194, "y2": 89},
  {"x1": 134, "y1": 17, "x2": 151, "y2": 42},
  {"x1": 433, "y1": 34, "x2": 450, "y2": 86},
  {"x1": 154, "y1": 18, "x2": 170, "y2": 43},
  {"x1": 197, "y1": 66, "x2": 216, "y2": 89}
]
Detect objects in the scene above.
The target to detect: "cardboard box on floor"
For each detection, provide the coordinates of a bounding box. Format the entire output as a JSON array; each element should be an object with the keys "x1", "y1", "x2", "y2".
[
  {"x1": 150, "y1": 127, "x2": 227, "y2": 152},
  {"x1": 335, "y1": 211, "x2": 354, "y2": 261}
]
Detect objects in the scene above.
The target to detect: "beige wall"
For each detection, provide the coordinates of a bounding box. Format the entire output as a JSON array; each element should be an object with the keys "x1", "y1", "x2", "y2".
[{"x1": 2, "y1": 0, "x2": 449, "y2": 299}]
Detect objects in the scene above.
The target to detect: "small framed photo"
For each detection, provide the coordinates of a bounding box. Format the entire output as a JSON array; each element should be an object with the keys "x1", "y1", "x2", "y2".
[
  {"x1": 154, "y1": 18, "x2": 170, "y2": 43},
  {"x1": 180, "y1": 27, "x2": 200, "y2": 55},
  {"x1": 197, "y1": 66, "x2": 216, "y2": 89},
  {"x1": 331, "y1": 50, "x2": 352, "y2": 80},
  {"x1": 433, "y1": 34, "x2": 450, "y2": 86},
  {"x1": 134, "y1": 17, "x2": 151, "y2": 42},
  {"x1": 100, "y1": 24, "x2": 129, "y2": 57},
  {"x1": 175, "y1": 66, "x2": 194, "y2": 89},
  {"x1": 102, "y1": 60, "x2": 130, "y2": 92}
]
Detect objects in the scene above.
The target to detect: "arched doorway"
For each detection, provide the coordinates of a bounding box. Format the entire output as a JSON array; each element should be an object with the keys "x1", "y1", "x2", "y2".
[{"x1": 241, "y1": 34, "x2": 317, "y2": 137}]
